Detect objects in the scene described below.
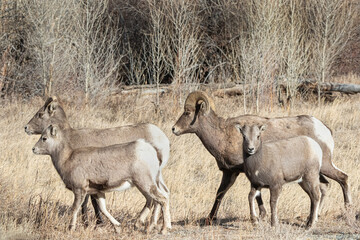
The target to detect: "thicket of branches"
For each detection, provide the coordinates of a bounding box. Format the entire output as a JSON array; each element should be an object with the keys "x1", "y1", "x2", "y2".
[{"x1": 0, "y1": 0, "x2": 358, "y2": 106}]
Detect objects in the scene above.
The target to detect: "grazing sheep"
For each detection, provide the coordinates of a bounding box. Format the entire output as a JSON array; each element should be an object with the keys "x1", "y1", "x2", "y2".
[
  {"x1": 32, "y1": 124, "x2": 171, "y2": 234},
  {"x1": 236, "y1": 124, "x2": 322, "y2": 229},
  {"x1": 172, "y1": 91, "x2": 349, "y2": 224},
  {"x1": 25, "y1": 96, "x2": 170, "y2": 226}
]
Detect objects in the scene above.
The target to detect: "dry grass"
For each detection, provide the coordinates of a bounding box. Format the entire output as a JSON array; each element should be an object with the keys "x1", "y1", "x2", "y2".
[{"x1": 0, "y1": 82, "x2": 360, "y2": 239}]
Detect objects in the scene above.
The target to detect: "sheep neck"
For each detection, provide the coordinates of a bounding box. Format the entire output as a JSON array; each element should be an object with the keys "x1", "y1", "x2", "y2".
[
  {"x1": 243, "y1": 141, "x2": 263, "y2": 175},
  {"x1": 51, "y1": 106, "x2": 72, "y2": 130},
  {"x1": 195, "y1": 111, "x2": 227, "y2": 162},
  {"x1": 50, "y1": 142, "x2": 73, "y2": 177}
]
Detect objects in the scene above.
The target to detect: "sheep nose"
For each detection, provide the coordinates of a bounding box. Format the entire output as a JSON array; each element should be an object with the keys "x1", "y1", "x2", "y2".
[
  {"x1": 25, "y1": 126, "x2": 28, "y2": 131},
  {"x1": 172, "y1": 127, "x2": 176, "y2": 133},
  {"x1": 32, "y1": 147, "x2": 35, "y2": 152},
  {"x1": 248, "y1": 147, "x2": 254, "y2": 152}
]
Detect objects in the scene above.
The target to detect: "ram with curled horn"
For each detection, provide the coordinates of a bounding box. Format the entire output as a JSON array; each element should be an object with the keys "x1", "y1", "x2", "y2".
[
  {"x1": 184, "y1": 91, "x2": 216, "y2": 114},
  {"x1": 172, "y1": 90, "x2": 351, "y2": 225}
]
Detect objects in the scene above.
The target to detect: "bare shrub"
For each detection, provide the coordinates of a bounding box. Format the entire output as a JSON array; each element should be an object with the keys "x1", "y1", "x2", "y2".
[
  {"x1": 18, "y1": 0, "x2": 123, "y2": 102},
  {"x1": 0, "y1": 0, "x2": 358, "y2": 104},
  {"x1": 23, "y1": 0, "x2": 76, "y2": 97},
  {"x1": 64, "y1": 0, "x2": 123, "y2": 103},
  {"x1": 307, "y1": 0, "x2": 358, "y2": 104},
  {"x1": 0, "y1": 0, "x2": 31, "y2": 98}
]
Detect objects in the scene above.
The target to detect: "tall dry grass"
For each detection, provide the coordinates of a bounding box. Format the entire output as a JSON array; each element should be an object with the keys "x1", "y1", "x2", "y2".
[{"x1": 0, "y1": 84, "x2": 360, "y2": 239}]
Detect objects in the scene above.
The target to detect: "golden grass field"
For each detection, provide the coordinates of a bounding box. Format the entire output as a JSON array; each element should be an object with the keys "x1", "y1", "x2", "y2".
[{"x1": 1, "y1": 82, "x2": 360, "y2": 239}]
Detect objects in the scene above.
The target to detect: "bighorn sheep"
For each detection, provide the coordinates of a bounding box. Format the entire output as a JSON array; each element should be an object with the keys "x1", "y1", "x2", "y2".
[
  {"x1": 236, "y1": 124, "x2": 322, "y2": 229},
  {"x1": 25, "y1": 96, "x2": 170, "y2": 227},
  {"x1": 172, "y1": 91, "x2": 350, "y2": 224},
  {"x1": 32, "y1": 124, "x2": 171, "y2": 233}
]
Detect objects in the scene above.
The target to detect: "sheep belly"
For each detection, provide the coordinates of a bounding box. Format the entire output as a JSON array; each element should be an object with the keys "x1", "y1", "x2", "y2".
[{"x1": 109, "y1": 181, "x2": 133, "y2": 192}]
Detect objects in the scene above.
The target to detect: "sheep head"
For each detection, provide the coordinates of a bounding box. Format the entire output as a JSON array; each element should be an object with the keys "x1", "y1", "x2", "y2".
[
  {"x1": 235, "y1": 124, "x2": 266, "y2": 155},
  {"x1": 25, "y1": 96, "x2": 68, "y2": 135},
  {"x1": 172, "y1": 91, "x2": 216, "y2": 136},
  {"x1": 32, "y1": 124, "x2": 62, "y2": 155}
]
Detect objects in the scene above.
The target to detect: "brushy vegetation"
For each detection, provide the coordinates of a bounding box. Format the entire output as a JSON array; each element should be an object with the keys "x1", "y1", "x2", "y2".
[
  {"x1": 0, "y1": 0, "x2": 358, "y2": 106},
  {"x1": 0, "y1": 82, "x2": 359, "y2": 239}
]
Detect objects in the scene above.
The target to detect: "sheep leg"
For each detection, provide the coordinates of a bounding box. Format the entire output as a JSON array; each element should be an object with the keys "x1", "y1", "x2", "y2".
[
  {"x1": 94, "y1": 192, "x2": 121, "y2": 227},
  {"x1": 255, "y1": 191, "x2": 266, "y2": 219},
  {"x1": 154, "y1": 192, "x2": 171, "y2": 234},
  {"x1": 135, "y1": 198, "x2": 153, "y2": 229},
  {"x1": 318, "y1": 174, "x2": 330, "y2": 217},
  {"x1": 153, "y1": 171, "x2": 170, "y2": 227},
  {"x1": 321, "y1": 151, "x2": 351, "y2": 206},
  {"x1": 207, "y1": 170, "x2": 239, "y2": 225},
  {"x1": 140, "y1": 185, "x2": 171, "y2": 234},
  {"x1": 69, "y1": 188, "x2": 86, "y2": 231},
  {"x1": 135, "y1": 171, "x2": 170, "y2": 230},
  {"x1": 158, "y1": 171, "x2": 169, "y2": 194},
  {"x1": 248, "y1": 186, "x2": 260, "y2": 224},
  {"x1": 150, "y1": 203, "x2": 162, "y2": 231},
  {"x1": 90, "y1": 195, "x2": 104, "y2": 225},
  {"x1": 299, "y1": 180, "x2": 321, "y2": 229},
  {"x1": 81, "y1": 195, "x2": 104, "y2": 226},
  {"x1": 81, "y1": 194, "x2": 90, "y2": 226},
  {"x1": 269, "y1": 185, "x2": 282, "y2": 227}
]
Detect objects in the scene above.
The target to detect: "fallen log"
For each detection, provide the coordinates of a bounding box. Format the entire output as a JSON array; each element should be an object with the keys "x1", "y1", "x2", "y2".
[
  {"x1": 298, "y1": 80, "x2": 360, "y2": 94},
  {"x1": 114, "y1": 80, "x2": 360, "y2": 99}
]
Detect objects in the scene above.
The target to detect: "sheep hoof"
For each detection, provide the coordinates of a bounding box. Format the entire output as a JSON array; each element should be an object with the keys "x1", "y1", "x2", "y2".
[
  {"x1": 147, "y1": 224, "x2": 155, "y2": 234},
  {"x1": 305, "y1": 223, "x2": 312, "y2": 230},
  {"x1": 68, "y1": 224, "x2": 75, "y2": 231},
  {"x1": 134, "y1": 220, "x2": 143, "y2": 231},
  {"x1": 204, "y1": 217, "x2": 216, "y2": 226},
  {"x1": 82, "y1": 219, "x2": 89, "y2": 228},
  {"x1": 96, "y1": 219, "x2": 105, "y2": 225},
  {"x1": 114, "y1": 226, "x2": 121, "y2": 234},
  {"x1": 259, "y1": 208, "x2": 267, "y2": 219},
  {"x1": 271, "y1": 222, "x2": 279, "y2": 228},
  {"x1": 251, "y1": 217, "x2": 259, "y2": 226}
]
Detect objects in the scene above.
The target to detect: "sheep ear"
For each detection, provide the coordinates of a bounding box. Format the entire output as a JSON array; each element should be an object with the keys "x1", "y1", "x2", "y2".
[
  {"x1": 47, "y1": 100, "x2": 58, "y2": 116},
  {"x1": 50, "y1": 125, "x2": 58, "y2": 136},
  {"x1": 198, "y1": 100, "x2": 207, "y2": 113},
  {"x1": 259, "y1": 125, "x2": 266, "y2": 132},
  {"x1": 235, "y1": 124, "x2": 243, "y2": 133}
]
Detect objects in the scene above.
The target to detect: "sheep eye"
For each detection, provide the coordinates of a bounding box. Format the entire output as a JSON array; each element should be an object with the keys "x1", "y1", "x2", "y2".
[
  {"x1": 38, "y1": 112, "x2": 44, "y2": 118},
  {"x1": 42, "y1": 137, "x2": 47, "y2": 142},
  {"x1": 184, "y1": 111, "x2": 190, "y2": 116},
  {"x1": 257, "y1": 135, "x2": 260, "y2": 140}
]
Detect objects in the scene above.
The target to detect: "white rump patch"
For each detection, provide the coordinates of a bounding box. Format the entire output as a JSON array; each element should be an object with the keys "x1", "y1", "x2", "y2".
[
  {"x1": 146, "y1": 124, "x2": 170, "y2": 169},
  {"x1": 311, "y1": 117, "x2": 334, "y2": 155},
  {"x1": 306, "y1": 137, "x2": 323, "y2": 169}
]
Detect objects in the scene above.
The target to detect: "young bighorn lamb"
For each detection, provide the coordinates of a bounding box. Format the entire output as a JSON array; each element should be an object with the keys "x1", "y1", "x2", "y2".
[
  {"x1": 25, "y1": 96, "x2": 170, "y2": 226},
  {"x1": 236, "y1": 124, "x2": 322, "y2": 229},
  {"x1": 32, "y1": 124, "x2": 171, "y2": 234},
  {"x1": 172, "y1": 91, "x2": 350, "y2": 224}
]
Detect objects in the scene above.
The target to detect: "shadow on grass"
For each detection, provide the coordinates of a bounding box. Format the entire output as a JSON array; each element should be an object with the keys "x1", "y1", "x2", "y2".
[{"x1": 173, "y1": 216, "x2": 242, "y2": 228}]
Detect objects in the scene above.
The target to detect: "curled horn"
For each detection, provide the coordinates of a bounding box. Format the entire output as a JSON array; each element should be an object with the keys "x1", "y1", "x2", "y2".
[{"x1": 184, "y1": 91, "x2": 216, "y2": 113}]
